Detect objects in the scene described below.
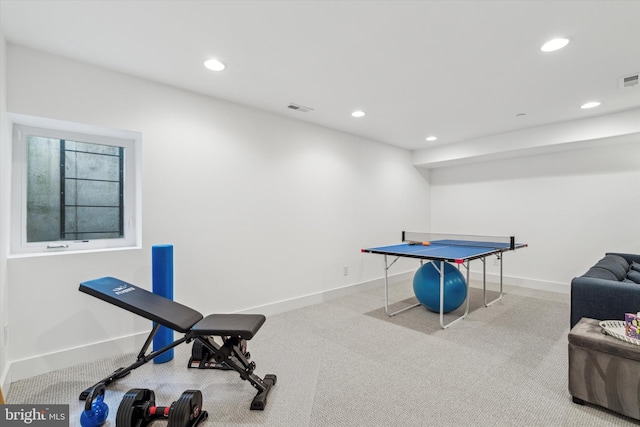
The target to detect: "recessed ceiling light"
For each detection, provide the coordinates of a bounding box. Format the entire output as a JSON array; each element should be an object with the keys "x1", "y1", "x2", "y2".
[
  {"x1": 425, "y1": 136, "x2": 438, "y2": 141},
  {"x1": 580, "y1": 101, "x2": 601, "y2": 109},
  {"x1": 351, "y1": 110, "x2": 366, "y2": 118},
  {"x1": 204, "y1": 58, "x2": 225, "y2": 71},
  {"x1": 541, "y1": 38, "x2": 570, "y2": 52}
]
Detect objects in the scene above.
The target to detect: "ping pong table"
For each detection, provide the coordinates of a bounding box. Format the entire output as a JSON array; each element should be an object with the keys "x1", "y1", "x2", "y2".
[{"x1": 362, "y1": 231, "x2": 527, "y2": 329}]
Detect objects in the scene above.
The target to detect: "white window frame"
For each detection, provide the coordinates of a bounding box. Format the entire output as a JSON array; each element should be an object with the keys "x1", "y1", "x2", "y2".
[{"x1": 9, "y1": 113, "x2": 142, "y2": 256}]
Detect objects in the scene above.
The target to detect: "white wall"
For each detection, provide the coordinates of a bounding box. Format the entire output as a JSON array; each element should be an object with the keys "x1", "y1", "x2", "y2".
[
  {"x1": 429, "y1": 137, "x2": 640, "y2": 292},
  {"x1": 3, "y1": 45, "x2": 430, "y2": 380},
  {"x1": 5, "y1": 42, "x2": 638, "y2": 384},
  {"x1": 0, "y1": 31, "x2": 10, "y2": 394}
]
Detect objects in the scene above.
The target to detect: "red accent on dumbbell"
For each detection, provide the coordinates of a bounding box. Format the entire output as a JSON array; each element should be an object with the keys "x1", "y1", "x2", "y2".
[{"x1": 148, "y1": 406, "x2": 170, "y2": 418}]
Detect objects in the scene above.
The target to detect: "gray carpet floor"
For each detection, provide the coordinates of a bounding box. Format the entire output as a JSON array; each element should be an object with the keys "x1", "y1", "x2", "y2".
[{"x1": 6, "y1": 280, "x2": 639, "y2": 426}]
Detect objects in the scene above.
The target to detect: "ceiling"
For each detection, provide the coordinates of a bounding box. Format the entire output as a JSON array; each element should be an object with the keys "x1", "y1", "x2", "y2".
[{"x1": 1, "y1": 0, "x2": 639, "y2": 151}]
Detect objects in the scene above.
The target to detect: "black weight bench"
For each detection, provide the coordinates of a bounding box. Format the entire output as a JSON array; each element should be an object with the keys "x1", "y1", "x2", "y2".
[{"x1": 78, "y1": 277, "x2": 277, "y2": 410}]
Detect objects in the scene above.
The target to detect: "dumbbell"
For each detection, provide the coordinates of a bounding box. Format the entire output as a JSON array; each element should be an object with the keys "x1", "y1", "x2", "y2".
[
  {"x1": 116, "y1": 388, "x2": 208, "y2": 427},
  {"x1": 80, "y1": 383, "x2": 109, "y2": 427}
]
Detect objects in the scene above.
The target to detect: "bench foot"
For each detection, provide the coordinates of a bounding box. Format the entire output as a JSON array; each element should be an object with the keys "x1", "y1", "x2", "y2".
[
  {"x1": 79, "y1": 367, "x2": 130, "y2": 400},
  {"x1": 251, "y1": 374, "x2": 277, "y2": 410}
]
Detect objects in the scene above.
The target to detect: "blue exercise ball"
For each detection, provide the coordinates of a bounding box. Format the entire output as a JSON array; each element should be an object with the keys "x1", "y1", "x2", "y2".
[{"x1": 413, "y1": 262, "x2": 467, "y2": 313}]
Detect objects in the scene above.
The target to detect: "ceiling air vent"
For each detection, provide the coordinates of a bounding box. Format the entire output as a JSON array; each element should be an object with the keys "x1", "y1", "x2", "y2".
[
  {"x1": 287, "y1": 103, "x2": 314, "y2": 113},
  {"x1": 619, "y1": 73, "x2": 639, "y2": 88}
]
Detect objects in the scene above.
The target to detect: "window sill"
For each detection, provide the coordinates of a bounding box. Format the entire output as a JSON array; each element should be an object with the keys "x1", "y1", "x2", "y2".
[{"x1": 7, "y1": 245, "x2": 142, "y2": 259}]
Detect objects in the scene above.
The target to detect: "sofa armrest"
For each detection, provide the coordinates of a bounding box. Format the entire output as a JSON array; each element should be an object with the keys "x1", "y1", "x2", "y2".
[{"x1": 571, "y1": 276, "x2": 640, "y2": 329}]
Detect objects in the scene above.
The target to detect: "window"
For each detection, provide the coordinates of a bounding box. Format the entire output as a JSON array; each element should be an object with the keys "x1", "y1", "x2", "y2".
[{"x1": 10, "y1": 114, "x2": 141, "y2": 255}]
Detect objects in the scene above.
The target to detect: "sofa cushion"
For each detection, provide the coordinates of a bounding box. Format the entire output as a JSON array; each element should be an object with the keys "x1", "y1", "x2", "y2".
[
  {"x1": 628, "y1": 271, "x2": 640, "y2": 284},
  {"x1": 582, "y1": 267, "x2": 619, "y2": 281},
  {"x1": 594, "y1": 256, "x2": 629, "y2": 281},
  {"x1": 631, "y1": 262, "x2": 640, "y2": 273},
  {"x1": 607, "y1": 254, "x2": 630, "y2": 270}
]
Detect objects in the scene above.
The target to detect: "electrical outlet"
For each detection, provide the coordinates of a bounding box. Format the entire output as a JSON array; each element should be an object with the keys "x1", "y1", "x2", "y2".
[{"x1": 343, "y1": 265, "x2": 349, "y2": 276}]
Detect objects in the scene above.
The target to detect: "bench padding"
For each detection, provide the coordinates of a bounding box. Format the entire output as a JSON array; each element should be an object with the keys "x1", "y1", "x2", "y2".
[
  {"x1": 80, "y1": 277, "x2": 203, "y2": 333},
  {"x1": 193, "y1": 314, "x2": 265, "y2": 339}
]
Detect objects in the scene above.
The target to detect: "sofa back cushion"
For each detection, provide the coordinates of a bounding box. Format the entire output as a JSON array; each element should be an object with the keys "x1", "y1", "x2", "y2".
[
  {"x1": 606, "y1": 254, "x2": 630, "y2": 270},
  {"x1": 582, "y1": 267, "x2": 620, "y2": 281},
  {"x1": 592, "y1": 255, "x2": 629, "y2": 281}
]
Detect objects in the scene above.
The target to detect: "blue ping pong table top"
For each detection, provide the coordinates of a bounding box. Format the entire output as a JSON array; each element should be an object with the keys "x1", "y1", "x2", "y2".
[{"x1": 362, "y1": 239, "x2": 526, "y2": 263}]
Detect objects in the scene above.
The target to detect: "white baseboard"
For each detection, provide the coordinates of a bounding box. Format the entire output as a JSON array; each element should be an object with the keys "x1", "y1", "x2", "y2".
[
  {"x1": 468, "y1": 271, "x2": 570, "y2": 294},
  {"x1": 4, "y1": 269, "x2": 565, "y2": 384},
  {"x1": 8, "y1": 331, "x2": 149, "y2": 383},
  {"x1": 240, "y1": 270, "x2": 417, "y2": 316}
]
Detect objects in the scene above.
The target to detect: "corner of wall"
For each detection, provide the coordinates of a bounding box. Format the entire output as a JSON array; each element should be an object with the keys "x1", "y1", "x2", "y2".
[{"x1": 0, "y1": 29, "x2": 11, "y2": 398}]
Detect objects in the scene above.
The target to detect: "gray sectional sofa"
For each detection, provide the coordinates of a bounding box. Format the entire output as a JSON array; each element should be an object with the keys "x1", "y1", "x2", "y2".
[{"x1": 570, "y1": 252, "x2": 640, "y2": 329}]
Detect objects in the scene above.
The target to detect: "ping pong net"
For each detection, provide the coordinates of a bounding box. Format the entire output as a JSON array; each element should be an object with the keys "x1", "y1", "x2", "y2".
[{"x1": 402, "y1": 231, "x2": 516, "y2": 251}]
